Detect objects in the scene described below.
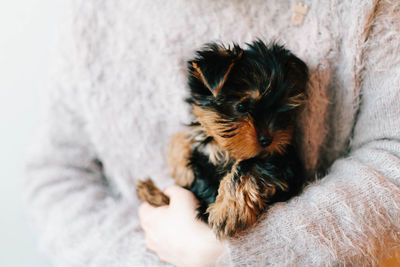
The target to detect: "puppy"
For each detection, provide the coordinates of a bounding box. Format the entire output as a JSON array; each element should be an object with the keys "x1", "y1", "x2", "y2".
[{"x1": 137, "y1": 40, "x2": 308, "y2": 238}]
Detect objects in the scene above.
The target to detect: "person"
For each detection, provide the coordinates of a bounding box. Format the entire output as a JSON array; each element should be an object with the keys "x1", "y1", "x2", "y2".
[{"x1": 24, "y1": 0, "x2": 400, "y2": 266}]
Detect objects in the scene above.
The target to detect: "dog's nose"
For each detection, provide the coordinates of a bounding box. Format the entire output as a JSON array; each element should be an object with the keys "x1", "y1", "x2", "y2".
[{"x1": 259, "y1": 135, "x2": 273, "y2": 147}]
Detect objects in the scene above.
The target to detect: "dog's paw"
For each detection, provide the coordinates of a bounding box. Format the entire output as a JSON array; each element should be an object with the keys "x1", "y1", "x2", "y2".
[
  {"x1": 207, "y1": 194, "x2": 259, "y2": 239},
  {"x1": 167, "y1": 132, "x2": 194, "y2": 187},
  {"x1": 136, "y1": 179, "x2": 169, "y2": 207},
  {"x1": 206, "y1": 172, "x2": 264, "y2": 239}
]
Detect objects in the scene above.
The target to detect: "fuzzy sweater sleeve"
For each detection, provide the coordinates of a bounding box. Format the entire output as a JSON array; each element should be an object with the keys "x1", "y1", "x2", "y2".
[
  {"x1": 23, "y1": 6, "x2": 167, "y2": 267},
  {"x1": 25, "y1": 94, "x2": 171, "y2": 267},
  {"x1": 219, "y1": 2, "x2": 400, "y2": 266}
]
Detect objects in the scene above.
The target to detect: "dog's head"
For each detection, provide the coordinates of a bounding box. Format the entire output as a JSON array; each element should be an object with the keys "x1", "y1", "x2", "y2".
[{"x1": 187, "y1": 40, "x2": 308, "y2": 160}]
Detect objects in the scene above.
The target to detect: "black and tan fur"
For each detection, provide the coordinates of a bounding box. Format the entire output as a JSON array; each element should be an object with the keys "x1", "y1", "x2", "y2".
[{"x1": 137, "y1": 40, "x2": 308, "y2": 239}]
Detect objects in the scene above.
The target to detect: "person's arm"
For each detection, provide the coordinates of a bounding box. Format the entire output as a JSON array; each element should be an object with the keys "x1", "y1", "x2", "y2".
[
  {"x1": 23, "y1": 5, "x2": 167, "y2": 266},
  {"x1": 219, "y1": 2, "x2": 400, "y2": 265}
]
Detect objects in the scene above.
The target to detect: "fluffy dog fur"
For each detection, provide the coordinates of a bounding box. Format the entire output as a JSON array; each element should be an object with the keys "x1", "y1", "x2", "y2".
[{"x1": 137, "y1": 40, "x2": 308, "y2": 238}]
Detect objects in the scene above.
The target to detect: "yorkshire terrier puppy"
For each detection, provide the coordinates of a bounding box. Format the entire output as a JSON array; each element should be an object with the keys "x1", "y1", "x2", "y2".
[{"x1": 137, "y1": 40, "x2": 308, "y2": 238}]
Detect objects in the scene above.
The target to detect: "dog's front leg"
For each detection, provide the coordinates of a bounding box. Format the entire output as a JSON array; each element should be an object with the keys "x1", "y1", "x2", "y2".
[
  {"x1": 167, "y1": 132, "x2": 195, "y2": 187},
  {"x1": 207, "y1": 161, "x2": 276, "y2": 239}
]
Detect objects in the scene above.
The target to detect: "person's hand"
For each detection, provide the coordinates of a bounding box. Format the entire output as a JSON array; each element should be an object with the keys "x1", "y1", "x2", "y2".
[{"x1": 138, "y1": 185, "x2": 225, "y2": 267}]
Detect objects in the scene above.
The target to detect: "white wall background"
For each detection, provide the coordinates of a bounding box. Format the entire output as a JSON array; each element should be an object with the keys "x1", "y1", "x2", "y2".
[{"x1": 0, "y1": 1, "x2": 66, "y2": 266}]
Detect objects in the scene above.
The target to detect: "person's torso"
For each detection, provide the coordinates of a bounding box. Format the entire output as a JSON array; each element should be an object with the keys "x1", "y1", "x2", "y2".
[{"x1": 71, "y1": 0, "x2": 362, "y2": 200}]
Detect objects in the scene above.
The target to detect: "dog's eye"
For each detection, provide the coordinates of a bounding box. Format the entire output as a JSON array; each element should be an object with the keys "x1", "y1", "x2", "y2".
[
  {"x1": 236, "y1": 104, "x2": 246, "y2": 113},
  {"x1": 235, "y1": 101, "x2": 250, "y2": 113}
]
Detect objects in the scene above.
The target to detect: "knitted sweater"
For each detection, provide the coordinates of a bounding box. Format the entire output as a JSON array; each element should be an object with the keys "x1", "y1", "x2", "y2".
[{"x1": 24, "y1": 0, "x2": 400, "y2": 266}]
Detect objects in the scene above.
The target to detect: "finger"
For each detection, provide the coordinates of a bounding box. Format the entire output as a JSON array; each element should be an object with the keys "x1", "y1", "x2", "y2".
[
  {"x1": 145, "y1": 235, "x2": 157, "y2": 252},
  {"x1": 164, "y1": 185, "x2": 199, "y2": 208},
  {"x1": 163, "y1": 185, "x2": 182, "y2": 206},
  {"x1": 163, "y1": 185, "x2": 185, "y2": 198},
  {"x1": 138, "y1": 202, "x2": 158, "y2": 228},
  {"x1": 138, "y1": 202, "x2": 153, "y2": 220},
  {"x1": 164, "y1": 185, "x2": 197, "y2": 201},
  {"x1": 158, "y1": 254, "x2": 168, "y2": 263},
  {"x1": 139, "y1": 202, "x2": 170, "y2": 229}
]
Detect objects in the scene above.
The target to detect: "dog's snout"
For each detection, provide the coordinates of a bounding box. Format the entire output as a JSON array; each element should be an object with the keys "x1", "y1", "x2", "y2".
[{"x1": 259, "y1": 135, "x2": 273, "y2": 147}]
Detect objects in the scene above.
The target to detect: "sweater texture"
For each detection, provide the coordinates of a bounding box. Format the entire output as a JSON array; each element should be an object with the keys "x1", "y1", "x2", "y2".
[{"x1": 24, "y1": 0, "x2": 400, "y2": 266}]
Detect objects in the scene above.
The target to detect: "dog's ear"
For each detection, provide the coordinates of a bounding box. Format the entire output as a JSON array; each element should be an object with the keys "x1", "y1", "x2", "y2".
[
  {"x1": 189, "y1": 44, "x2": 243, "y2": 97},
  {"x1": 282, "y1": 51, "x2": 308, "y2": 109},
  {"x1": 256, "y1": 41, "x2": 308, "y2": 110}
]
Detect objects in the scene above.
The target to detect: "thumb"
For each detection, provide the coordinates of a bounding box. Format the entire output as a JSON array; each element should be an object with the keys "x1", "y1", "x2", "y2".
[
  {"x1": 164, "y1": 185, "x2": 185, "y2": 198},
  {"x1": 164, "y1": 185, "x2": 199, "y2": 208}
]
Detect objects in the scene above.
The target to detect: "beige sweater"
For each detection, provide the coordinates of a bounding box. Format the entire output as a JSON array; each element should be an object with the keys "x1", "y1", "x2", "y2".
[{"x1": 24, "y1": 0, "x2": 400, "y2": 266}]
